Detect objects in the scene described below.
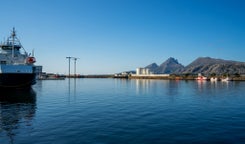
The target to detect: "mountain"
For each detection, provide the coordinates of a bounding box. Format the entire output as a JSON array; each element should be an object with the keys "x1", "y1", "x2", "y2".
[
  {"x1": 145, "y1": 57, "x2": 184, "y2": 74},
  {"x1": 182, "y1": 57, "x2": 245, "y2": 74},
  {"x1": 186, "y1": 57, "x2": 242, "y2": 67},
  {"x1": 145, "y1": 63, "x2": 159, "y2": 72},
  {"x1": 143, "y1": 57, "x2": 245, "y2": 75}
]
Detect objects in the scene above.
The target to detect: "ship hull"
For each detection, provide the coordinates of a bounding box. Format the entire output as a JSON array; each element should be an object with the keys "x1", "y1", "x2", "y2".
[{"x1": 0, "y1": 73, "x2": 36, "y2": 89}]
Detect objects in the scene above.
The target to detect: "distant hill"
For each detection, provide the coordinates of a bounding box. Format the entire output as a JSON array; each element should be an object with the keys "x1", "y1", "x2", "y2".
[
  {"x1": 144, "y1": 57, "x2": 245, "y2": 75},
  {"x1": 185, "y1": 57, "x2": 243, "y2": 67},
  {"x1": 182, "y1": 57, "x2": 245, "y2": 74},
  {"x1": 145, "y1": 63, "x2": 159, "y2": 72},
  {"x1": 145, "y1": 57, "x2": 184, "y2": 74}
]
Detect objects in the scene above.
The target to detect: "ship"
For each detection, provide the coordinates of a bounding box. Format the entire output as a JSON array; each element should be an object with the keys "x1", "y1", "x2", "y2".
[{"x1": 0, "y1": 28, "x2": 37, "y2": 89}]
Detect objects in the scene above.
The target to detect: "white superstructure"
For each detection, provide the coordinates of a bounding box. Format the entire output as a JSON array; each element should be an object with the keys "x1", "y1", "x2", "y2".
[{"x1": 0, "y1": 28, "x2": 37, "y2": 88}]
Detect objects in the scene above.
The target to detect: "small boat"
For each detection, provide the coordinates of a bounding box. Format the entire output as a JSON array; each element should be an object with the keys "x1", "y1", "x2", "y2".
[
  {"x1": 210, "y1": 77, "x2": 218, "y2": 82},
  {"x1": 0, "y1": 28, "x2": 37, "y2": 89},
  {"x1": 221, "y1": 77, "x2": 231, "y2": 82},
  {"x1": 196, "y1": 73, "x2": 207, "y2": 81}
]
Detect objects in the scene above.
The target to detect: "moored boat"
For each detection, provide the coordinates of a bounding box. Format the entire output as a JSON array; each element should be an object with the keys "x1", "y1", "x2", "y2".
[
  {"x1": 221, "y1": 77, "x2": 231, "y2": 82},
  {"x1": 210, "y1": 77, "x2": 218, "y2": 82},
  {"x1": 196, "y1": 73, "x2": 207, "y2": 81},
  {"x1": 0, "y1": 28, "x2": 37, "y2": 89}
]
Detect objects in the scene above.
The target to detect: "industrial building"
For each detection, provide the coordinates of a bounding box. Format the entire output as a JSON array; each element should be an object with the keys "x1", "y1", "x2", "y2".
[
  {"x1": 136, "y1": 68, "x2": 152, "y2": 75},
  {"x1": 132, "y1": 67, "x2": 170, "y2": 78}
]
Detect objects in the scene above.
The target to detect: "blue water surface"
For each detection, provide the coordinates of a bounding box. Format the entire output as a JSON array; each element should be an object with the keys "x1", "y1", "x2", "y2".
[{"x1": 1, "y1": 79, "x2": 245, "y2": 144}]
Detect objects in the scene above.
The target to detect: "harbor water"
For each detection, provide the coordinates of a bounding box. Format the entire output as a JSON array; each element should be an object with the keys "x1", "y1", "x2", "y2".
[{"x1": 1, "y1": 79, "x2": 245, "y2": 144}]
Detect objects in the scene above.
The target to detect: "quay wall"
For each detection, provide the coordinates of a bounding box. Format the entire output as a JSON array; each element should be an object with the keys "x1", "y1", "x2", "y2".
[{"x1": 130, "y1": 74, "x2": 171, "y2": 79}]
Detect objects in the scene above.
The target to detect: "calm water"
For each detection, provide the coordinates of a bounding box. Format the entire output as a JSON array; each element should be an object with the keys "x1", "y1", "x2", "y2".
[{"x1": 1, "y1": 79, "x2": 245, "y2": 144}]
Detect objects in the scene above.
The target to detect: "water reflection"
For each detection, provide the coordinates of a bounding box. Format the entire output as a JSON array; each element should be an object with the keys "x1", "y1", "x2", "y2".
[
  {"x1": 195, "y1": 80, "x2": 234, "y2": 97},
  {"x1": 68, "y1": 78, "x2": 77, "y2": 101},
  {"x1": 0, "y1": 89, "x2": 36, "y2": 144},
  {"x1": 134, "y1": 79, "x2": 181, "y2": 97},
  {"x1": 135, "y1": 79, "x2": 151, "y2": 95},
  {"x1": 165, "y1": 80, "x2": 181, "y2": 96},
  {"x1": 0, "y1": 89, "x2": 36, "y2": 103},
  {"x1": 197, "y1": 80, "x2": 207, "y2": 92}
]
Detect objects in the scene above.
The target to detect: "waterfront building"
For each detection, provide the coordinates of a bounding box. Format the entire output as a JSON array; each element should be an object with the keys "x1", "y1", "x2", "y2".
[
  {"x1": 133, "y1": 67, "x2": 170, "y2": 78},
  {"x1": 136, "y1": 68, "x2": 152, "y2": 75}
]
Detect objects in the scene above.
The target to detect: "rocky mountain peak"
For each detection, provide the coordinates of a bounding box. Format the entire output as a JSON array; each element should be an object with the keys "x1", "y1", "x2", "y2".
[
  {"x1": 162, "y1": 57, "x2": 181, "y2": 66},
  {"x1": 142, "y1": 57, "x2": 245, "y2": 75},
  {"x1": 183, "y1": 57, "x2": 245, "y2": 74},
  {"x1": 145, "y1": 57, "x2": 184, "y2": 74}
]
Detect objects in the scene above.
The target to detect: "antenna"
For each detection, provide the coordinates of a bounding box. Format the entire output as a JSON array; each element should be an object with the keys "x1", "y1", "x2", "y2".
[{"x1": 11, "y1": 27, "x2": 15, "y2": 58}]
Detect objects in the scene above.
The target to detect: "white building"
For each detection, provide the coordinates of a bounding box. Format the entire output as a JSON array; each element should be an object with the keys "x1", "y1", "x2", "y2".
[
  {"x1": 136, "y1": 68, "x2": 151, "y2": 75},
  {"x1": 134, "y1": 67, "x2": 169, "y2": 77}
]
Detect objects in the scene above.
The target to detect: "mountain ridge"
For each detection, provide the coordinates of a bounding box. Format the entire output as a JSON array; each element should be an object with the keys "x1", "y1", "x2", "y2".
[{"x1": 144, "y1": 57, "x2": 245, "y2": 74}]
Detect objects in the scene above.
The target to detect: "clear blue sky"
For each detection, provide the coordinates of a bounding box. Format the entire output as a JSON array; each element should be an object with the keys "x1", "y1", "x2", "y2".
[{"x1": 0, "y1": 0, "x2": 244, "y2": 74}]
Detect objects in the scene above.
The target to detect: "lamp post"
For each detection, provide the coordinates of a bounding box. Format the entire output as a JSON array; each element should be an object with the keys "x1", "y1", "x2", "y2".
[
  {"x1": 66, "y1": 56, "x2": 72, "y2": 78},
  {"x1": 72, "y1": 57, "x2": 79, "y2": 78}
]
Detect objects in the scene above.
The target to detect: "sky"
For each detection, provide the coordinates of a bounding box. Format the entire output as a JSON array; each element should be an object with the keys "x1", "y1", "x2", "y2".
[{"x1": 0, "y1": 0, "x2": 244, "y2": 74}]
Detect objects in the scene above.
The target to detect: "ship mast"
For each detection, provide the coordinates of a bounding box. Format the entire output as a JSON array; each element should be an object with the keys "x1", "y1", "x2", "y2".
[{"x1": 11, "y1": 27, "x2": 16, "y2": 58}]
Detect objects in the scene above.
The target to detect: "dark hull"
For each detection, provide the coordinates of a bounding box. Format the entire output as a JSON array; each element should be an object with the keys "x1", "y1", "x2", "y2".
[{"x1": 0, "y1": 73, "x2": 36, "y2": 89}]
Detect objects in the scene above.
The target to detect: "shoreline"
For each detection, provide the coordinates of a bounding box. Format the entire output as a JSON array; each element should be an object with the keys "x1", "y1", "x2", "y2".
[
  {"x1": 37, "y1": 74, "x2": 245, "y2": 81},
  {"x1": 66, "y1": 75, "x2": 245, "y2": 81}
]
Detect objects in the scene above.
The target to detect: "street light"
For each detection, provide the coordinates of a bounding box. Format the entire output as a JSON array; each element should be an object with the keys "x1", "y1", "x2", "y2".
[
  {"x1": 72, "y1": 57, "x2": 79, "y2": 77},
  {"x1": 66, "y1": 56, "x2": 72, "y2": 78},
  {"x1": 66, "y1": 56, "x2": 79, "y2": 78}
]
